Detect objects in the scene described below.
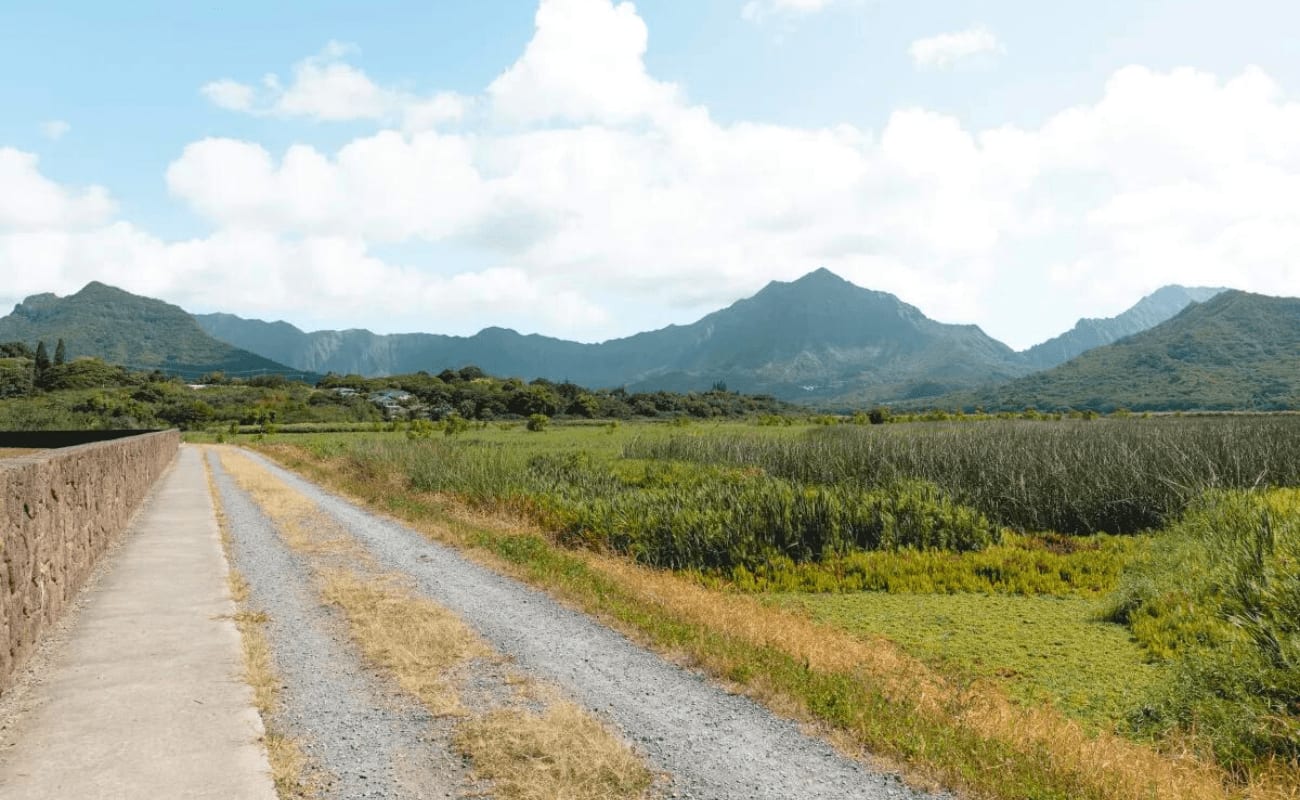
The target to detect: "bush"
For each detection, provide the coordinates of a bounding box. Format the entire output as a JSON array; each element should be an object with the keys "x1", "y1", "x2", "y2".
[
  {"x1": 627, "y1": 418, "x2": 1300, "y2": 535},
  {"x1": 1106, "y1": 490, "x2": 1300, "y2": 770},
  {"x1": 526, "y1": 413, "x2": 550, "y2": 432}
]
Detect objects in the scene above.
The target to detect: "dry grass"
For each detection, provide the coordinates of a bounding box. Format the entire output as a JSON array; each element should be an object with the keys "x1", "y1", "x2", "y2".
[
  {"x1": 203, "y1": 449, "x2": 318, "y2": 799},
  {"x1": 320, "y1": 568, "x2": 653, "y2": 799},
  {"x1": 454, "y1": 703, "x2": 655, "y2": 800},
  {"x1": 257, "y1": 442, "x2": 1300, "y2": 800},
  {"x1": 0, "y1": 447, "x2": 40, "y2": 458},
  {"x1": 216, "y1": 447, "x2": 373, "y2": 566},
  {"x1": 319, "y1": 569, "x2": 489, "y2": 717},
  {"x1": 221, "y1": 447, "x2": 653, "y2": 799}
]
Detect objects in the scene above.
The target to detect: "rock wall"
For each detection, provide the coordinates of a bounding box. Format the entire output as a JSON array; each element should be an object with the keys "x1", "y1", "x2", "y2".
[{"x1": 0, "y1": 431, "x2": 179, "y2": 693}]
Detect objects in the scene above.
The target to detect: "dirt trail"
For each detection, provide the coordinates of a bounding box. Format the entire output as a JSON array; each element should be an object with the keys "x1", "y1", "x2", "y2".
[
  {"x1": 209, "y1": 450, "x2": 463, "y2": 799},
  {"x1": 215, "y1": 447, "x2": 945, "y2": 800}
]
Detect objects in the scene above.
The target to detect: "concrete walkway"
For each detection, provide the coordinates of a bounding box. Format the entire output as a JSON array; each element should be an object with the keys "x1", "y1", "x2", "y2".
[{"x1": 0, "y1": 445, "x2": 276, "y2": 799}]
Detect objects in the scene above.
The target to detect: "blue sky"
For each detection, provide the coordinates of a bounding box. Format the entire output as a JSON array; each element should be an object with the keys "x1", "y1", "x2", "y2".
[{"x1": 3, "y1": 0, "x2": 1299, "y2": 348}]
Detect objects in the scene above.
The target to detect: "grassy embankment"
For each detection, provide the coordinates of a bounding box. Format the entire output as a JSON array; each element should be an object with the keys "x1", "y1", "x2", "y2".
[{"x1": 244, "y1": 417, "x2": 1300, "y2": 800}]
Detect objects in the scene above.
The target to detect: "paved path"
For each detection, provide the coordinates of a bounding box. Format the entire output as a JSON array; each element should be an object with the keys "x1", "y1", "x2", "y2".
[{"x1": 0, "y1": 445, "x2": 276, "y2": 800}]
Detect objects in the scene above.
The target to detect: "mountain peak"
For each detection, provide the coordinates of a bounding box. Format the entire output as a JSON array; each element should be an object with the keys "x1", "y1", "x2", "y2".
[
  {"x1": 1023, "y1": 284, "x2": 1227, "y2": 368},
  {"x1": 780, "y1": 267, "x2": 853, "y2": 292},
  {"x1": 0, "y1": 283, "x2": 301, "y2": 379}
]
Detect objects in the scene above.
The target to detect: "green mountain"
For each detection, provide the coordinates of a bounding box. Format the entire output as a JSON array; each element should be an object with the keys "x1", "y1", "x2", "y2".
[
  {"x1": 198, "y1": 269, "x2": 1032, "y2": 403},
  {"x1": 0, "y1": 282, "x2": 308, "y2": 380},
  {"x1": 1021, "y1": 285, "x2": 1226, "y2": 368},
  {"x1": 975, "y1": 291, "x2": 1300, "y2": 411}
]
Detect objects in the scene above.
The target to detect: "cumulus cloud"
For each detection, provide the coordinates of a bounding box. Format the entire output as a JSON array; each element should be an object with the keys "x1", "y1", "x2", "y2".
[
  {"x1": 9, "y1": 0, "x2": 1300, "y2": 349},
  {"x1": 0, "y1": 149, "x2": 113, "y2": 229},
  {"x1": 909, "y1": 26, "x2": 1005, "y2": 69},
  {"x1": 488, "y1": 0, "x2": 678, "y2": 125},
  {"x1": 39, "y1": 120, "x2": 71, "y2": 141},
  {"x1": 200, "y1": 42, "x2": 468, "y2": 130}
]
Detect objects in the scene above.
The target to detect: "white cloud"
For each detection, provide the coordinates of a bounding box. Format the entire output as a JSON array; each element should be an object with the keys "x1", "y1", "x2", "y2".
[
  {"x1": 200, "y1": 79, "x2": 255, "y2": 112},
  {"x1": 487, "y1": 0, "x2": 678, "y2": 125},
  {"x1": 909, "y1": 26, "x2": 1005, "y2": 70},
  {"x1": 39, "y1": 120, "x2": 71, "y2": 141},
  {"x1": 0, "y1": 149, "x2": 113, "y2": 229},
  {"x1": 201, "y1": 42, "x2": 468, "y2": 131},
  {"x1": 741, "y1": 0, "x2": 840, "y2": 23},
  {"x1": 9, "y1": 0, "x2": 1300, "y2": 350}
]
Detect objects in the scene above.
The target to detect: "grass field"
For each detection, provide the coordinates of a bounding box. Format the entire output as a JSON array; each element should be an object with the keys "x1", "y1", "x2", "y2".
[
  {"x1": 775, "y1": 592, "x2": 1163, "y2": 726},
  {"x1": 221, "y1": 416, "x2": 1300, "y2": 799}
]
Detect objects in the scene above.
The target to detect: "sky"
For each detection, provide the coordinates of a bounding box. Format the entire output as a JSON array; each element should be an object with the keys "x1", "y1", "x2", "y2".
[{"x1": 2, "y1": 0, "x2": 1300, "y2": 350}]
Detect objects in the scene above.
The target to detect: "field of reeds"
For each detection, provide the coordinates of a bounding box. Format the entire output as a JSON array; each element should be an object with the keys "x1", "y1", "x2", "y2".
[{"x1": 243, "y1": 416, "x2": 1300, "y2": 796}]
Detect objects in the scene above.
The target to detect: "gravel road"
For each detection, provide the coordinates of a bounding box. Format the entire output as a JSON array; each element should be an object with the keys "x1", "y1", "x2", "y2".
[
  {"x1": 209, "y1": 451, "x2": 463, "y2": 800},
  {"x1": 236, "y1": 450, "x2": 948, "y2": 800}
]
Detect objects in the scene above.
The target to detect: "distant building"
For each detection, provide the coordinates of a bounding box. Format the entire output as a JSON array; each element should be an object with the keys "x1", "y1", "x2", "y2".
[{"x1": 367, "y1": 389, "x2": 415, "y2": 418}]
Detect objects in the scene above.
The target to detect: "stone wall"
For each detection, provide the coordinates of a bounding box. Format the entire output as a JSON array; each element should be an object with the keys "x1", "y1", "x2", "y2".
[{"x1": 0, "y1": 431, "x2": 179, "y2": 693}]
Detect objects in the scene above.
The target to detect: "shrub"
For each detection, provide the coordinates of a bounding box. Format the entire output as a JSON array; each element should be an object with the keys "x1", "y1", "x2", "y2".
[
  {"x1": 526, "y1": 413, "x2": 550, "y2": 432},
  {"x1": 1105, "y1": 490, "x2": 1300, "y2": 770}
]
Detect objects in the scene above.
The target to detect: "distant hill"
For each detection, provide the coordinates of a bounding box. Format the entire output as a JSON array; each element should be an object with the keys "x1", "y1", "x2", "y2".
[
  {"x1": 974, "y1": 291, "x2": 1300, "y2": 411},
  {"x1": 0, "y1": 282, "x2": 310, "y2": 380},
  {"x1": 198, "y1": 268, "x2": 1032, "y2": 403},
  {"x1": 1021, "y1": 285, "x2": 1226, "y2": 368}
]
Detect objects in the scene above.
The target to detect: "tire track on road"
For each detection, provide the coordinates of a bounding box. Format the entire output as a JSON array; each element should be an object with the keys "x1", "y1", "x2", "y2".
[{"x1": 237, "y1": 448, "x2": 947, "y2": 800}]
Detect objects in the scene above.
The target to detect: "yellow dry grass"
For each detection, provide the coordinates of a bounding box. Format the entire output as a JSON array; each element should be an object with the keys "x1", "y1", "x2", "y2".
[
  {"x1": 216, "y1": 447, "x2": 373, "y2": 567},
  {"x1": 257, "y1": 444, "x2": 1300, "y2": 800},
  {"x1": 319, "y1": 569, "x2": 489, "y2": 717},
  {"x1": 454, "y1": 702, "x2": 655, "y2": 800},
  {"x1": 204, "y1": 450, "x2": 318, "y2": 799},
  {"x1": 0, "y1": 448, "x2": 40, "y2": 458},
  {"x1": 320, "y1": 568, "x2": 653, "y2": 799}
]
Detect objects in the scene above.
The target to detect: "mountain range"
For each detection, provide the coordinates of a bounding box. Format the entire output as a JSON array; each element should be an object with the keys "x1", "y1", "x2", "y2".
[
  {"x1": 1020, "y1": 285, "x2": 1226, "y2": 368},
  {"x1": 971, "y1": 290, "x2": 1300, "y2": 412},
  {"x1": 198, "y1": 269, "x2": 1031, "y2": 403},
  {"x1": 0, "y1": 270, "x2": 1274, "y2": 409},
  {"x1": 0, "y1": 282, "x2": 309, "y2": 381}
]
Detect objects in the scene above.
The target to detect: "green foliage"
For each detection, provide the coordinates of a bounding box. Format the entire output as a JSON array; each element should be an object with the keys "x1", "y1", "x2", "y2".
[
  {"x1": 443, "y1": 413, "x2": 471, "y2": 436},
  {"x1": 34, "y1": 340, "x2": 50, "y2": 373},
  {"x1": 722, "y1": 533, "x2": 1131, "y2": 596},
  {"x1": 628, "y1": 417, "x2": 1300, "y2": 535},
  {"x1": 526, "y1": 413, "x2": 550, "y2": 432},
  {"x1": 0, "y1": 357, "x2": 33, "y2": 398},
  {"x1": 406, "y1": 419, "x2": 438, "y2": 439},
  {"x1": 972, "y1": 291, "x2": 1300, "y2": 412},
  {"x1": 1103, "y1": 490, "x2": 1300, "y2": 770},
  {"x1": 782, "y1": 592, "x2": 1163, "y2": 726},
  {"x1": 331, "y1": 435, "x2": 996, "y2": 572}
]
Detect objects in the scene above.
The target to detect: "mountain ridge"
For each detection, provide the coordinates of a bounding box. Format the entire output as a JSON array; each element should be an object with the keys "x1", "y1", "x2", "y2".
[
  {"x1": 0, "y1": 282, "x2": 308, "y2": 380},
  {"x1": 970, "y1": 290, "x2": 1300, "y2": 411},
  {"x1": 1021, "y1": 284, "x2": 1227, "y2": 368},
  {"x1": 197, "y1": 268, "x2": 1032, "y2": 403}
]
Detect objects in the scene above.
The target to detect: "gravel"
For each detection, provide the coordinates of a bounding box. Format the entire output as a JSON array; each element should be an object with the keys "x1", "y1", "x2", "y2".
[
  {"x1": 208, "y1": 451, "x2": 463, "y2": 800},
  {"x1": 242, "y1": 451, "x2": 950, "y2": 800}
]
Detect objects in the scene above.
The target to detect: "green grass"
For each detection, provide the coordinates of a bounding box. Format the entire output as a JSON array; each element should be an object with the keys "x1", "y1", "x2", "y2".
[
  {"x1": 629, "y1": 417, "x2": 1300, "y2": 534},
  {"x1": 777, "y1": 592, "x2": 1164, "y2": 727}
]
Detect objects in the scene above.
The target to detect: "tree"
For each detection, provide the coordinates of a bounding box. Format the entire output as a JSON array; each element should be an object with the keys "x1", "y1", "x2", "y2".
[
  {"x1": 33, "y1": 340, "x2": 51, "y2": 388},
  {"x1": 34, "y1": 340, "x2": 50, "y2": 373},
  {"x1": 54, "y1": 338, "x2": 66, "y2": 366}
]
